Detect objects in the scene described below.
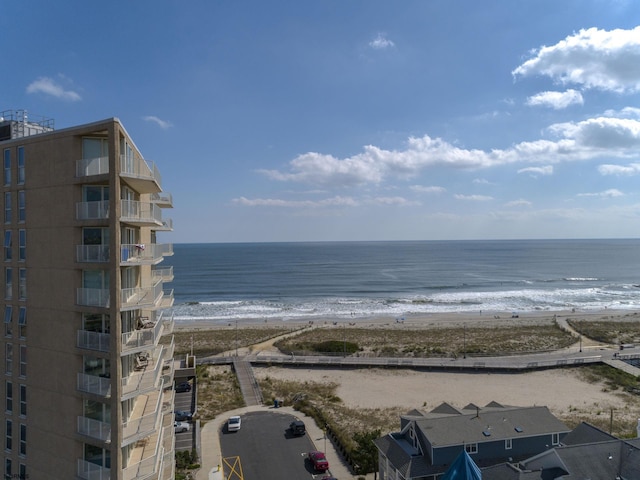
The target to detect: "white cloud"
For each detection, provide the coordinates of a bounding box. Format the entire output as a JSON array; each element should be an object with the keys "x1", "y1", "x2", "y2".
[
  {"x1": 143, "y1": 116, "x2": 173, "y2": 129},
  {"x1": 233, "y1": 196, "x2": 358, "y2": 208},
  {"x1": 549, "y1": 116, "x2": 640, "y2": 149},
  {"x1": 26, "y1": 76, "x2": 81, "y2": 101},
  {"x1": 513, "y1": 26, "x2": 640, "y2": 93},
  {"x1": 260, "y1": 113, "x2": 640, "y2": 187},
  {"x1": 232, "y1": 195, "x2": 417, "y2": 208},
  {"x1": 577, "y1": 189, "x2": 624, "y2": 198},
  {"x1": 454, "y1": 194, "x2": 493, "y2": 201},
  {"x1": 409, "y1": 185, "x2": 446, "y2": 194},
  {"x1": 505, "y1": 199, "x2": 532, "y2": 207},
  {"x1": 517, "y1": 165, "x2": 553, "y2": 176},
  {"x1": 598, "y1": 163, "x2": 640, "y2": 176},
  {"x1": 525, "y1": 89, "x2": 583, "y2": 109},
  {"x1": 369, "y1": 33, "x2": 395, "y2": 50}
]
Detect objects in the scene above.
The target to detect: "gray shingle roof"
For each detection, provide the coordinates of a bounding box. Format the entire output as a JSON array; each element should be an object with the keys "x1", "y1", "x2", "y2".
[{"x1": 414, "y1": 405, "x2": 569, "y2": 446}]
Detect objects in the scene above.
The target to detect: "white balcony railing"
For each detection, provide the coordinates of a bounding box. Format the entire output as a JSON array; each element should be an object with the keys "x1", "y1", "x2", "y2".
[
  {"x1": 122, "y1": 345, "x2": 165, "y2": 398},
  {"x1": 158, "y1": 289, "x2": 174, "y2": 309},
  {"x1": 77, "y1": 330, "x2": 110, "y2": 352},
  {"x1": 76, "y1": 201, "x2": 109, "y2": 220},
  {"x1": 120, "y1": 200, "x2": 163, "y2": 225},
  {"x1": 123, "y1": 446, "x2": 164, "y2": 480},
  {"x1": 120, "y1": 243, "x2": 166, "y2": 265},
  {"x1": 77, "y1": 245, "x2": 110, "y2": 263},
  {"x1": 121, "y1": 316, "x2": 164, "y2": 354},
  {"x1": 151, "y1": 191, "x2": 173, "y2": 208},
  {"x1": 77, "y1": 459, "x2": 110, "y2": 480},
  {"x1": 77, "y1": 415, "x2": 111, "y2": 443},
  {"x1": 121, "y1": 280, "x2": 163, "y2": 309},
  {"x1": 76, "y1": 156, "x2": 109, "y2": 177},
  {"x1": 77, "y1": 288, "x2": 110, "y2": 308},
  {"x1": 154, "y1": 218, "x2": 173, "y2": 231},
  {"x1": 152, "y1": 266, "x2": 173, "y2": 283},
  {"x1": 120, "y1": 154, "x2": 161, "y2": 188},
  {"x1": 77, "y1": 372, "x2": 111, "y2": 398},
  {"x1": 122, "y1": 390, "x2": 163, "y2": 446}
]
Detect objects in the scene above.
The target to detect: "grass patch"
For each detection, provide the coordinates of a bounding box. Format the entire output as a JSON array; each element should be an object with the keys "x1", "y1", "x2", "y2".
[
  {"x1": 193, "y1": 364, "x2": 245, "y2": 421},
  {"x1": 567, "y1": 316, "x2": 640, "y2": 345},
  {"x1": 167, "y1": 326, "x2": 297, "y2": 357},
  {"x1": 275, "y1": 323, "x2": 575, "y2": 357},
  {"x1": 578, "y1": 364, "x2": 640, "y2": 392}
]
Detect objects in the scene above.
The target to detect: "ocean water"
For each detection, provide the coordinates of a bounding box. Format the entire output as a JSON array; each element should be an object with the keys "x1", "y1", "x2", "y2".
[{"x1": 163, "y1": 239, "x2": 640, "y2": 325}]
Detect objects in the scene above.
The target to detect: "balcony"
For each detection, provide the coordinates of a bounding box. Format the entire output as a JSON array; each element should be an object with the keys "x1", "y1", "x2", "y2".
[
  {"x1": 151, "y1": 191, "x2": 173, "y2": 208},
  {"x1": 77, "y1": 372, "x2": 111, "y2": 398},
  {"x1": 76, "y1": 156, "x2": 109, "y2": 177},
  {"x1": 121, "y1": 280, "x2": 163, "y2": 310},
  {"x1": 120, "y1": 200, "x2": 163, "y2": 226},
  {"x1": 120, "y1": 243, "x2": 169, "y2": 265},
  {"x1": 123, "y1": 389, "x2": 163, "y2": 446},
  {"x1": 77, "y1": 330, "x2": 110, "y2": 353},
  {"x1": 153, "y1": 218, "x2": 173, "y2": 232},
  {"x1": 162, "y1": 312, "x2": 174, "y2": 335},
  {"x1": 161, "y1": 424, "x2": 176, "y2": 480},
  {"x1": 77, "y1": 244, "x2": 110, "y2": 263},
  {"x1": 157, "y1": 289, "x2": 174, "y2": 310},
  {"x1": 77, "y1": 288, "x2": 110, "y2": 308},
  {"x1": 122, "y1": 344, "x2": 166, "y2": 399},
  {"x1": 121, "y1": 314, "x2": 165, "y2": 354},
  {"x1": 152, "y1": 266, "x2": 173, "y2": 283},
  {"x1": 77, "y1": 459, "x2": 110, "y2": 480},
  {"x1": 77, "y1": 415, "x2": 111, "y2": 443},
  {"x1": 120, "y1": 154, "x2": 162, "y2": 194},
  {"x1": 76, "y1": 200, "x2": 109, "y2": 221},
  {"x1": 123, "y1": 424, "x2": 164, "y2": 480}
]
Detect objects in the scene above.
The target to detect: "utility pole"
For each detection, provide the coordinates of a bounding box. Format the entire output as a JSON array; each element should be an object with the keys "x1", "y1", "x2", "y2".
[{"x1": 235, "y1": 320, "x2": 238, "y2": 357}]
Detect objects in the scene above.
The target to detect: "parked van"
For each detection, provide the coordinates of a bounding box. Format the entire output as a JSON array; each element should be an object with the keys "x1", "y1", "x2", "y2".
[{"x1": 289, "y1": 420, "x2": 306, "y2": 436}]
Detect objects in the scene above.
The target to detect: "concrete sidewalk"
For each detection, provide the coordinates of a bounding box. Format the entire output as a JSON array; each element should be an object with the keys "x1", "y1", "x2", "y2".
[{"x1": 195, "y1": 404, "x2": 371, "y2": 480}]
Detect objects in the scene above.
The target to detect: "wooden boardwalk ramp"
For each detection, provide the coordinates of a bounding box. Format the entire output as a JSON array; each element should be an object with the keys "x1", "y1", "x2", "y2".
[{"x1": 232, "y1": 358, "x2": 264, "y2": 406}]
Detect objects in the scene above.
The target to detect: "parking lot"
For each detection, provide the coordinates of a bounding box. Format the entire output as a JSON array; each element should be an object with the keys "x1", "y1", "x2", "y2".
[{"x1": 174, "y1": 378, "x2": 196, "y2": 451}]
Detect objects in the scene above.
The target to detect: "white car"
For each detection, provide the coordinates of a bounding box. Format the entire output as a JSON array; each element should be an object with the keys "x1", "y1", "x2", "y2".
[
  {"x1": 174, "y1": 421, "x2": 190, "y2": 433},
  {"x1": 227, "y1": 415, "x2": 241, "y2": 432}
]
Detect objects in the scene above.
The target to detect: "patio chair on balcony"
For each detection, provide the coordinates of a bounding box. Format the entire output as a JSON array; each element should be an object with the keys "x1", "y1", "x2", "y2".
[
  {"x1": 134, "y1": 354, "x2": 149, "y2": 371},
  {"x1": 137, "y1": 317, "x2": 154, "y2": 329}
]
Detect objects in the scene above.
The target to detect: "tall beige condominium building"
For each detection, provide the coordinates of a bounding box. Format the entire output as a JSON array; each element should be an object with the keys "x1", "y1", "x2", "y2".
[{"x1": 0, "y1": 111, "x2": 176, "y2": 480}]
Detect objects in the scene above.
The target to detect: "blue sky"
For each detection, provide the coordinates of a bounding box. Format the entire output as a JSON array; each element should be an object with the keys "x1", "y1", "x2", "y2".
[{"x1": 3, "y1": 1, "x2": 640, "y2": 243}]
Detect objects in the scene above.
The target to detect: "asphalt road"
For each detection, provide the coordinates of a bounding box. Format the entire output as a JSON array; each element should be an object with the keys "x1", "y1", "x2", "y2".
[{"x1": 220, "y1": 411, "x2": 331, "y2": 480}]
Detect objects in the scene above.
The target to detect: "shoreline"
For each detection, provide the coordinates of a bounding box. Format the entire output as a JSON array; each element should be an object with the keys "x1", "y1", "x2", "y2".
[{"x1": 173, "y1": 307, "x2": 638, "y2": 331}]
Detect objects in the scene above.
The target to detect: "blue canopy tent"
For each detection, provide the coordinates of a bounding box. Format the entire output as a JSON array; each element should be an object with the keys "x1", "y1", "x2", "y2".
[{"x1": 440, "y1": 450, "x2": 482, "y2": 480}]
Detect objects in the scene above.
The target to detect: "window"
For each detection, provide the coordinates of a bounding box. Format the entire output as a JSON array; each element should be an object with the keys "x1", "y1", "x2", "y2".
[
  {"x1": 18, "y1": 308, "x2": 25, "y2": 339},
  {"x1": 465, "y1": 443, "x2": 478, "y2": 454},
  {"x1": 18, "y1": 230, "x2": 25, "y2": 262},
  {"x1": 5, "y1": 419, "x2": 11, "y2": 451},
  {"x1": 552, "y1": 433, "x2": 559, "y2": 445},
  {"x1": 17, "y1": 147, "x2": 24, "y2": 185},
  {"x1": 4, "y1": 192, "x2": 10, "y2": 224},
  {"x1": 5, "y1": 268, "x2": 11, "y2": 300},
  {"x1": 17, "y1": 191, "x2": 24, "y2": 223},
  {"x1": 4, "y1": 307, "x2": 11, "y2": 338},
  {"x1": 18, "y1": 269, "x2": 25, "y2": 300},
  {"x1": 5, "y1": 344, "x2": 12, "y2": 374},
  {"x1": 4, "y1": 458, "x2": 10, "y2": 478},
  {"x1": 3, "y1": 149, "x2": 10, "y2": 186},
  {"x1": 5, "y1": 381, "x2": 12, "y2": 413},
  {"x1": 18, "y1": 424, "x2": 25, "y2": 455},
  {"x1": 3, "y1": 231, "x2": 10, "y2": 261},
  {"x1": 505, "y1": 438, "x2": 512, "y2": 450},
  {"x1": 19, "y1": 385, "x2": 25, "y2": 417},
  {"x1": 18, "y1": 346, "x2": 25, "y2": 378}
]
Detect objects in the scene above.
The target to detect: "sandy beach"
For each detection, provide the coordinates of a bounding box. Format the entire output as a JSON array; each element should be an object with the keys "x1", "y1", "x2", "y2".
[{"x1": 180, "y1": 308, "x2": 640, "y2": 430}]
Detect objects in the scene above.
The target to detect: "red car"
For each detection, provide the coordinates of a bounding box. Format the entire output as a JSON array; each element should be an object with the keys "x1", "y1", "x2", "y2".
[{"x1": 308, "y1": 451, "x2": 329, "y2": 472}]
